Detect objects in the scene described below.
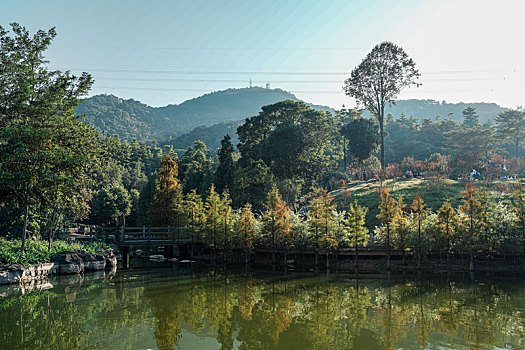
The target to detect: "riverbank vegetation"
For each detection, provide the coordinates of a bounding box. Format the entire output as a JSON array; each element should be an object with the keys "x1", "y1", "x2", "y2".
[
  {"x1": 0, "y1": 238, "x2": 108, "y2": 265},
  {"x1": 1, "y1": 24, "x2": 524, "y2": 271}
]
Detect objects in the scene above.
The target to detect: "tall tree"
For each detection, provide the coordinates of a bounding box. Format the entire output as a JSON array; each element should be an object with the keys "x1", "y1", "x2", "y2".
[
  {"x1": 235, "y1": 204, "x2": 258, "y2": 267},
  {"x1": 411, "y1": 194, "x2": 427, "y2": 269},
  {"x1": 261, "y1": 185, "x2": 292, "y2": 270},
  {"x1": 340, "y1": 117, "x2": 380, "y2": 168},
  {"x1": 214, "y1": 134, "x2": 236, "y2": 193},
  {"x1": 436, "y1": 201, "x2": 459, "y2": 268},
  {"x1": 343, "y1": 42, "x2": 420, "y2": 169},
  {"x1": 345, "y1": 202, "x2": 369, "y2": 271},
  {"x1": 148, "y1": 154, "x2": 184, "y2": 226},
  {"x1": 462, "y1": 106, "x2": 480, "y2": 128},
  {"x1": 495, "y1": 108, "x2": 525, "y2": 157},
  {"x1": 307, "y1": 189, "x2": 338, "y2": 269},
  {"x1": 237, "y1": 100, "x2": 337, "y2": 182},
  {"x1": 377, "y1": 186, "x2": 400, "y2": 270},
  {"x1": 458, "y1": 183, "x2": 485, "y2": 271},
  {"x1": 0, "y1": 23, "x2": 102, "y2": 253}
]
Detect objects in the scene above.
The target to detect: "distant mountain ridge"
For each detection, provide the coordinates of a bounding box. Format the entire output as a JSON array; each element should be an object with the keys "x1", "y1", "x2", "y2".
[
  {"x1": 76, "y1": 87, "x2": 333, "y2": 141},
  {"x1": 76, "y1": 88, "x2": 507, "y2": 147}
]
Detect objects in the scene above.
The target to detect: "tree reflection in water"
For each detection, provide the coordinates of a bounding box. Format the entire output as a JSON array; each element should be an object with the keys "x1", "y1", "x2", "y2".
[{"x1": 1, "y1": 270, "x2": 524, "y2": 349}]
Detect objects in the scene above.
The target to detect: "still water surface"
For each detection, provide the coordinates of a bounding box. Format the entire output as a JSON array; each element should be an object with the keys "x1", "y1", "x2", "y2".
[{"x1": 1, "y1": 267, "x2": 524, "y2": 349}]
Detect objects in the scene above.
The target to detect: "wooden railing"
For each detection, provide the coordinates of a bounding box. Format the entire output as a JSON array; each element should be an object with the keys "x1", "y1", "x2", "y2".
[{"x1": 62, "y1": 225, "x2": 194, "y2": 245}]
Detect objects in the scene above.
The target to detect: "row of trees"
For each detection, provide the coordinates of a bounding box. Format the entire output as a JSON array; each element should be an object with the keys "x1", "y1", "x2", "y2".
[
  {"x1": 375, "y1": 181, "x2": 525, "y2": 270},
  {"x1": 148, "y1": 155, "x2": 369, "y2": 269},
  {"x1": 149, "y1": 154, "x2": 525, "y2": 270}
]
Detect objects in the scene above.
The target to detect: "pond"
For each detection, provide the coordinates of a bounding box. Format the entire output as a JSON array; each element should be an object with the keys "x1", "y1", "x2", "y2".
[{"x1": 1, "y1": 266, "x2": 524, "y2": 349}]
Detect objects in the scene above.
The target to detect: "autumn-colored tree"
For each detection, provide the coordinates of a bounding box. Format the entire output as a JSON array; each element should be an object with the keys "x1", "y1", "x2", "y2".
[
  {"x1": 149, "y1": 154, "x2": 184, "y2": 226},
  {"x1": 185, "y1": 189, "x2": 205, "y2": 247},
  {"x1": 412, "y1": 194, "x2": 427, "y2": 269},
  {"x1": 436, "y1": 201, "x2": 459, "y2": 268},
  {"x1": 261, "y1": 185, "x2": 292, "y2": 270},
  {"x1": 391, "y1": 199, "x2": 411, "y2": 266},
  {"x1": 307, "y1": 188, "x2": 338, "y2": 269},
  {"x1": 204, "y1": 185, "x2": 223, "y2": 262},
  {"x1": 345, "y1": 202, "x2": 369, "y2": 271},
  {"x1": 235, "y1": 204, "x2": 258, "y2": 267},
  {"x1": 458, "y1": 183, "x2": 485, "y2": 271},
  {"x1": 377, "y1": 186, "x2": 399, "y2": 270}
]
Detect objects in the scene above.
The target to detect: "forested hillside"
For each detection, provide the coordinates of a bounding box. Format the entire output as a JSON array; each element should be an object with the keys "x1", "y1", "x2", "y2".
[
  {"x1": 165, "y1": 120, "x2": 241, "y2": 152},
  {"x1": 76, "y1": 87, "x2": 331, "y2": 141}
]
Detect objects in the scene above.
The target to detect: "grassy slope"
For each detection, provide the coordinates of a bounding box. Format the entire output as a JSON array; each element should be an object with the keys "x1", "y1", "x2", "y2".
[{"x1": 332, "y1": 178, "x2": 511, "y2": 228}]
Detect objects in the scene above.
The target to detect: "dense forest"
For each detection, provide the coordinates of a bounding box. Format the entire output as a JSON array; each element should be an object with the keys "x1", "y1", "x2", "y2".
[{"x1": 1, "y1": 24, "x2": 524, "y2": 270}]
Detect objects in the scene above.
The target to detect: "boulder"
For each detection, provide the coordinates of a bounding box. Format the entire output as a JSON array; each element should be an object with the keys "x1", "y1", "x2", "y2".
[
  {"x1": 53, "y1": 251, "x2": 85, "y2": 274},
  {"x1": 78, "y1": 252, "x2": 106, "y2": 271}
]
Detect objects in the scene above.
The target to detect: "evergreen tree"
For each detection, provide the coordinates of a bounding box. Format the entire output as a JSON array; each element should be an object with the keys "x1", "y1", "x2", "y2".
[
  {"x1": 411, "y1": 194, "x2": 427, "y2": 269},
  {"x1": 148, "y1": 154, "x2": 184, "y2": 226},
  {"x1": 235, "y1": 203, "x2": 258, "y2": 266},
  {"x1": 458, "y1": 183, "x2": 485, "y2": 271},
  {"x1": 307, "y1": 188, "x2": 338, "y2": 269},
  {"x1": 214, "y1": 134, "x2": 236, "y2": 193},
  {"x1": 462, "y1": 106, "x2": 480, "y2": 128},
  {"x1": 261, "y1": 185, "x2": 292, "y2": 270},
  {"x1": 436, "y1": 201, "x2": 459, "y2": 268},
  {"x1": 345, "y1": 202, "x2": 369, "y2": 271},
  {"x1": 377, "y1": 186, "x2": 400, "y2": 270},
  {"x1": 495, "y1": 108, "x2": 525, "y2": 157}
]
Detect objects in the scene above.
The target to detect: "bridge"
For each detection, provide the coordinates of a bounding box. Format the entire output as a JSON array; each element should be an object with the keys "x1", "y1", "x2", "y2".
[{"x1": 62, "y1": 225, "x2": 195, "y2": 267}]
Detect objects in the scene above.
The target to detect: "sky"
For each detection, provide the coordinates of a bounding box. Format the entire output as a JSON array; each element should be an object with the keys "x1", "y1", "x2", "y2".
[{"x1": 1, "y1": 0, "x2": 525, "y2": 109}]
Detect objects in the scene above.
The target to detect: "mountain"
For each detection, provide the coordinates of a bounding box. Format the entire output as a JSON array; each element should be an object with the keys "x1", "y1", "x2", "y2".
[
  {"x1": 76, "y1": 87, "x2": 333, "y2": 141},
  {"x1": 363, "y1": 99, "x2": 506, "y2": 123}
]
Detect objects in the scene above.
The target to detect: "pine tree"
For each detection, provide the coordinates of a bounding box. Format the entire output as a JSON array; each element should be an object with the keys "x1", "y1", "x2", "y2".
[
  {"x1": 307, "y1": 188, "x2": 338, "y2": 269},
  {"x1": 392, "y1": 198, "x2": 410, "y2": 266},
  {"x1": 148, "y1": 154, "x2": 184, "y2": 227},
  {"x1": 214, "y1": 134, "x2": 236, "y2": 193},
  {"x1": 235, "y1": 203, "x2": 258, "y2": 267},
  {"x1": 345, "y1": 202, "x2": 369, "y2": 271},
  {"x1": 185, "y1": 189, "x2": 205, "y2": 257},
  {"x1": 261, "y1": 185, "x2": 292, "y2": 270},
  {"x1": 436, "y1": 201, "x2": 459, "y2": 268},
  {"x1": 377, "y1": 186, "x2": 399, "y2": 270},
  {"x1": 412, "y1": 194, "x2": 427, "y2": 269},
  {"x1": 462, "y1": 106, "x2": 479, "y2": 128},
  {"x1": 459, "y1": 183, "x2": 485, "y2": 271},
  {"x1": 204, "y1": 185, "x2": 222, "y2": 262}
]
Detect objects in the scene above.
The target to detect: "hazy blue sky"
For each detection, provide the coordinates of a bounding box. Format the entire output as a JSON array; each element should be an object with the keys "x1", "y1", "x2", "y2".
[{"x1": 2, "y1": 0, "x2": 524, "y2": 108}]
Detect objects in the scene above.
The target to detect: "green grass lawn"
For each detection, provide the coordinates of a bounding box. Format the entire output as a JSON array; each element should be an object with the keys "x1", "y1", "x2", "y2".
[{"x1": 332, "y1": 178, "x2": 512, "y2": 228}]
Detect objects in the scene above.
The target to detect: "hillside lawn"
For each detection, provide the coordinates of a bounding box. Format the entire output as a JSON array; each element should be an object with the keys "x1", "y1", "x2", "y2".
[{"x1": 332, "y1": 178, "x2": 512, "y2": 228}]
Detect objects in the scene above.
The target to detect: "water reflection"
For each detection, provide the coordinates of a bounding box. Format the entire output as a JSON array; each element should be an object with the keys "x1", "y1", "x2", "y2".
[{"x1": 1, "y1": 269, "x2": 524, "y2": 349}]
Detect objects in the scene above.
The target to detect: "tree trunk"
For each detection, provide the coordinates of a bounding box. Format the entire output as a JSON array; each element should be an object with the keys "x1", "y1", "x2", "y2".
[
  {"x1": 379, "y1": 118, "x2": 385, "y2": 169},
  {"x1": 21, "y1": 203, "x2": 29, "y2": 254},
  {"x1": 272, "y1": 228, "x2": 276, "y2": 271},
  {"x1": 386, "y1": 223, "x2": 391, "y2": 270},
  {"x1": 326, "y1": 253, "x2": 330, "y2": 271},
  {"x1": 446, "y1": 236, "x2": 450, "y2": 270},
  {"x1": 354, "y1": 236, "x2": 359, "y2": 271},
  {"x1": 418, "y1": 220, "x2": 422, "y2": 269}
]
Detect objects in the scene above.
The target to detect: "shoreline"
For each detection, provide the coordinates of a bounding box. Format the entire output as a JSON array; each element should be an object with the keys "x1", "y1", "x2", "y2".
[{"x1": 0, "y1": 250, "x2": 117, "y2": 285}]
